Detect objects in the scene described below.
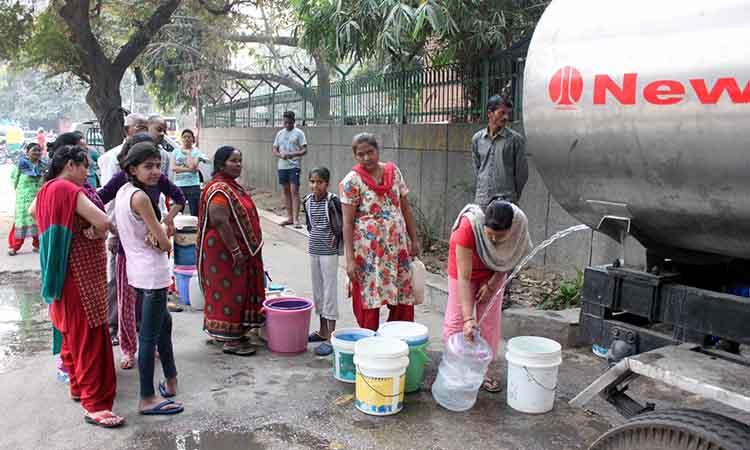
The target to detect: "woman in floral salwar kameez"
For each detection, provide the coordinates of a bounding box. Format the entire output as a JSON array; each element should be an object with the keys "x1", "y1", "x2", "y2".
[
  {"x1": 340, "y1": 133, "x2": 420, "y2": 331},
  {"x1": 8, "y1": 142, "x2": 46, "y2": 255}
]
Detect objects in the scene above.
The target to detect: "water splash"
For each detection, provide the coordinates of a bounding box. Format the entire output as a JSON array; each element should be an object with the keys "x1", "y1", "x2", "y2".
[{"x1": 478, "y1": 224, "x2": 590, "y2": 325}]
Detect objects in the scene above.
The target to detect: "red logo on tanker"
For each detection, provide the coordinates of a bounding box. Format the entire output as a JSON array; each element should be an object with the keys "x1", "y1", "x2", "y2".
[
  {"x1": 549, "y1": 66, "x2": 583, "y2": 109},
  {"x1": 549, "y1": 67, "x2": 750, "y2": 108}
]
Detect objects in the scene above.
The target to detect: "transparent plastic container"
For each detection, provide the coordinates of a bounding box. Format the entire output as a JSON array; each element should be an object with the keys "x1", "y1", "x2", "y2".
[{"x1": 432, "y1": 332, "x2": 493, "y2": 411}]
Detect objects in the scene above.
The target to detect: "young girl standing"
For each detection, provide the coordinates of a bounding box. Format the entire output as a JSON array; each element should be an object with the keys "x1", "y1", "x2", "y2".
[
  {"x1": 115, "y1": 142, "x2": 184, "y2": 416},
  {"x1": 304, "y1": 167, "x2": 343, "y2": 356}
]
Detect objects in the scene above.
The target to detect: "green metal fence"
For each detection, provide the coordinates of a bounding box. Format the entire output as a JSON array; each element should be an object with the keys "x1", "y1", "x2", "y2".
[{"x1": 203, "y1": 48, "x2": 526, "y2": 128}]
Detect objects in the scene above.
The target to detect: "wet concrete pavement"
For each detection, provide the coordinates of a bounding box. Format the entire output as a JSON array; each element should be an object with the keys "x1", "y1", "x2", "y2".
[{"x1": 0, "y1": 200, "x2": 739, "y2": 450}]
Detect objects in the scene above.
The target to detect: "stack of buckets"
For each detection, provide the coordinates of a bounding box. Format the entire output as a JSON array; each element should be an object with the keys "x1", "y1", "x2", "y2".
[
  {"x1": 173, "y1": 215, "x2": 200, "y2": 307},
  {"x1": 331, "y1": 321, "x2": 430, "y2": 416}
]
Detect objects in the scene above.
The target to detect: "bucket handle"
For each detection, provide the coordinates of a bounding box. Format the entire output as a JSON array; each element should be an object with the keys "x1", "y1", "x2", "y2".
[
  {"x1": 524, "y1": 367, "x2": 557, "y2": 391},
  {"x1": 359, "y1": 374, "x2": 402, "y2": 398}
]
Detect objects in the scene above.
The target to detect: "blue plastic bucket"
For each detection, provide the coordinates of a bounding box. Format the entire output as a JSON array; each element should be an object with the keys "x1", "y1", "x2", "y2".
[
  {"x1": 175, "y1": 269, "x2": 196, "y2": 305},
  {"x1": 174, "y1": 243, "x2": 196, "y2": 266}
]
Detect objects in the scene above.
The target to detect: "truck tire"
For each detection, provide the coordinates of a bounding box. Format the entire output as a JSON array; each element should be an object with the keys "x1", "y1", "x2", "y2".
[{"x1": 588, "y1": 408, "x2": 750, "y2": 450}]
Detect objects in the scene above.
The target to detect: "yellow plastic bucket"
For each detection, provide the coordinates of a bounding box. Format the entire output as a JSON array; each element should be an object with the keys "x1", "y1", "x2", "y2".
[{"x1": 353, "y1": 337, "x2": 409, "y2": 416}]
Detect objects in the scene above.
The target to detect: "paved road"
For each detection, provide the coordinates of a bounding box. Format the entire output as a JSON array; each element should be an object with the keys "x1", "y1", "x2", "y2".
[{"x1": 0, "y1": 181, "x2": 741, "y2": 450}]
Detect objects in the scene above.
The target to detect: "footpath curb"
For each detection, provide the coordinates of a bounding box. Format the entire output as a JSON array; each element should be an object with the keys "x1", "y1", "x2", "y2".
[{"x1": 258, "y1": 208, "x2": 581, "y2": 349}]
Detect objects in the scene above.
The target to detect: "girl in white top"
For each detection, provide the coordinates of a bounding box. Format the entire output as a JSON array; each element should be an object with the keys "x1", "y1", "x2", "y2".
[{"x1": 115, "y1": 142, "x2": 184, "y2": 416}]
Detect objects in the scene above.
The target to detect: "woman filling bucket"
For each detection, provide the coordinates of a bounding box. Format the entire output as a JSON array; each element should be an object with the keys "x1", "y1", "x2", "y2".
[{"x1": 441, "y1": 198, "x2": 532, "y2": 392}]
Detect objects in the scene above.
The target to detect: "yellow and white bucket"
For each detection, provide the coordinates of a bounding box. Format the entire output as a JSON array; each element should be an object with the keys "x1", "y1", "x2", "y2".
[{"x1": 353, "y1": 336, "x2": 410, "y2": 416}]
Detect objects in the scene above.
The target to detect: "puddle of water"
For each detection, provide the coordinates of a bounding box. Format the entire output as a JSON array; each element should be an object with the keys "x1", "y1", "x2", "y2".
[
  {"x1": 136, "y1": 423, "x2": 331, "y2": 450},
  {"x1": 137, "y1": 430, "x2": 266, "y2": 450},
  {"x1": 0, "y1": 275, "x2": 50, "y2": 373}
]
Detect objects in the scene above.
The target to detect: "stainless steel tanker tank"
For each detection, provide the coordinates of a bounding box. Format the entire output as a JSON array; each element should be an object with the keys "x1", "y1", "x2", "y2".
[{"x1": 523, "y1": 0, "x2": 750, "y2": 260}]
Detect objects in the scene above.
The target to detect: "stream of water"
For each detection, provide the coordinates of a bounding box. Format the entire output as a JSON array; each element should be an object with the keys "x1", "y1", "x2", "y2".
[{"x1": 478, "y1": 224, "x2": 590, "y2": 325}]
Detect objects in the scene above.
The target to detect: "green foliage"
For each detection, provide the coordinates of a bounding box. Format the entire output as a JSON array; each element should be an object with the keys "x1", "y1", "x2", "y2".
[
  {"x1": 407, "y1": 193, "x2": 439, "y2": 251},
  {"x1": 538, "y1": 269, "x2": 583, "y2": 311},
  {"x1": 291, "y1": 0, "x2": 546, "y2": 69},
  {"x1": 22, "y1": 9, "x2": 81, "y2": 76},
  {"x1": 0, "y1": 1, "x2": 33, "y2": 61}
]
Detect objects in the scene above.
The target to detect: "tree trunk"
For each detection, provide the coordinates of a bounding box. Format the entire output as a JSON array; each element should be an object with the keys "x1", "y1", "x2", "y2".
[
  {"x1": 312, "y1": 53, "x2": 331, "y2": 122},
  {"x1": 86, "y1": 73, "x2": 125, "y2": 150}
]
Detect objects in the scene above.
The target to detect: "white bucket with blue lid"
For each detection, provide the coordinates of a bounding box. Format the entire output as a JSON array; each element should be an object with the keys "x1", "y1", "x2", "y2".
[
  {"x1": 330, "y1": 328, "x2": 377, "y2": 383},
  {"x1": 377, "y1": 321, "x2": 429, "y2": 345}
]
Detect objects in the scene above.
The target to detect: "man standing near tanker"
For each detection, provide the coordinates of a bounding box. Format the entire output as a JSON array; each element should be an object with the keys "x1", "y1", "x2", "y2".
[{"x1": 472, "y1": 94, "x2": 529, "y2": 308}]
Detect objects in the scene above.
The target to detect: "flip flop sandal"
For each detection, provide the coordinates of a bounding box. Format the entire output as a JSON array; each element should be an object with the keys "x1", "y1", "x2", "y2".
[
  {"x1": 167, "y1": 302, "x2": 184, "y2": 313},
  {"x1": 71, "y1": 394, "x2": 81, "y2": 402},
  {"x1": 279, "y1": 220, "x2": 293, "y2": 227},
  {"x1": 111, "y1": 335, "x2": 120, "y2": 346},
  {"x1": 308, "y1": 332, "x2": 326, "y2": 343},
  {"x1": 222, "y1": 343, "x2": 257, "y2": 356},
  {"x1": 140, "y1": 400, "x2": 184, "y2": 416},
  {"x1": 120, "y1": 355, "x2": 135, "y2": 370},
  {"x1": 482, "y1": 378, "x2": 503, "y2": 393},
  {"x1": 293, "y1": 223, "x2": 304, "y2": 229},
  {"x1": 314, "y1": 342, "x2": 334, "y2": 356},
  {"x1": 159, "y1": 381, "x2": 176, "y2": 398},
  {"x1": 85, "y1": 411, "x2": 125, "y2": 428}
]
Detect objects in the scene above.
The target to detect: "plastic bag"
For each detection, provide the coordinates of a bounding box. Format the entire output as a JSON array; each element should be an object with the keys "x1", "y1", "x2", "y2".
[{"x1": 412, "y1": 258, "x2": 426, "y2": 305}]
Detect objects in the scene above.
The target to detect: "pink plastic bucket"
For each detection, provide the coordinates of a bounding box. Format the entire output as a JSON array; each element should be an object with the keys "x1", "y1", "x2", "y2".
[{"x1": 263, "y1": 297, "x2": 314, "y2": 354}]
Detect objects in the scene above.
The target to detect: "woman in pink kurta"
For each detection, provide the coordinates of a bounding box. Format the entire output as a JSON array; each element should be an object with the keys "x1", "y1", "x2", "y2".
[
  {"x1": 339, "y1": 133, "x2": 420, "y2": 331},
  {"x1": 443, "y1": 199, "x2": 531, "y2": 392}
]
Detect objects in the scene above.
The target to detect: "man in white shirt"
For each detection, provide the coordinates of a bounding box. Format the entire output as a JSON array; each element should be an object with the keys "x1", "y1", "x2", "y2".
[
  {"x1": 100, "y1": 112, "x2": 147, "y2": 344},
  {"x1": 273, "y1": 111, "x2": 307, "y2": 227},
  {"x1": 100, "y1": 113, "x2": 148, "y2": 186}
]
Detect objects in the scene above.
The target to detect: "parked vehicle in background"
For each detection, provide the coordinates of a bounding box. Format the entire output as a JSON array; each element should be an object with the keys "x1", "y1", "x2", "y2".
[{"x1": 164, "y1": 116, "x2": 178, "y2": 139}]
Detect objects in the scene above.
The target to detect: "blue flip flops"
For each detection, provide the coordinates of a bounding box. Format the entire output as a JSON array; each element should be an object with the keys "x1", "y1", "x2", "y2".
[
  {"x1": 158, "y1": 381, "x2": 175, "y2": 398},
  {"x1": 140, "y1": 399, "x2": 184, "y2": 415},
  {"x1": 315, "y1": 342, "x2": 333, "y2": 356}
]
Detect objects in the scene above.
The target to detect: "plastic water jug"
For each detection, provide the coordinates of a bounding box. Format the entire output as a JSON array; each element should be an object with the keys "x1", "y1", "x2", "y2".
[{"x1": 431, "y1": 332, "x2": 493, "y2": 412}]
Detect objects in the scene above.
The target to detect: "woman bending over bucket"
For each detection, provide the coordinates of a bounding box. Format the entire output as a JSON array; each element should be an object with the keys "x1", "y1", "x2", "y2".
[{"x1": 443, "y1": 197, "x2": 531, "y2": 393}]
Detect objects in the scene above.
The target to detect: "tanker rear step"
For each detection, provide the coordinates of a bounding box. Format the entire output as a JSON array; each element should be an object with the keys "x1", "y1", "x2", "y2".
[{"x1": 570, "y1": 344, "x2": 750, "y2": 418}]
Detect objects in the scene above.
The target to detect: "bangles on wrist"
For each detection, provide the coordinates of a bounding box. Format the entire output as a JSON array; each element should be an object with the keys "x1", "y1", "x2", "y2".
[{"x1": 463, "y1": 317, "x2": 475, "y2": 323}]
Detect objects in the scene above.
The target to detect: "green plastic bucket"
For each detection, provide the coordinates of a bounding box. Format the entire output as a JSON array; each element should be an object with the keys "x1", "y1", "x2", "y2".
[
  {"x1": 405, "y1": 341, "x2": 430, "y2": 392},
  {"x1": 378, "y1": 322, "x2": 430, "y2": 393}
]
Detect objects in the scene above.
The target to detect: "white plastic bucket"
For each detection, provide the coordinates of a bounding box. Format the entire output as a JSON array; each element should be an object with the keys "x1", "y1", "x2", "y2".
[
  {"x1": 330, "y1": 328, "x2": 377, "y2": 383},
  {"x1": 354, "y1": 337, "x2": 409, "y2": 416},
  {"x1": 505, "y1": 336, "x2": 562, "y2": 414},
  {"x1": 189, "y1": 275, "x2": 204, "y2": 310}
]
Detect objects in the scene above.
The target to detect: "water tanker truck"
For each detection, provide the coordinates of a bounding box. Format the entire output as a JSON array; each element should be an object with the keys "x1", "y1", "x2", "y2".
[{"x1": 523, "y1": 0, "x2": 750, "y2": 448}]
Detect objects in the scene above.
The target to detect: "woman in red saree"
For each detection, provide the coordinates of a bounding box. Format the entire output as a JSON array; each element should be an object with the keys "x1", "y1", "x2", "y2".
[
  {"x1": 197, "y1": 146, "x2": 265, "y2": 355},
  {"x1": 34, "y1": 145, "x2": 124, "y2": 427},
  {"x1": 339, "y1": 133, "x2": 421, "y2": 331}
]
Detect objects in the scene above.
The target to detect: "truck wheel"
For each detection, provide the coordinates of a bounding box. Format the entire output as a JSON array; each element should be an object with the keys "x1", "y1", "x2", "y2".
[{"x1": 589, "y1": 408, "x2": 750, "y2": 450}]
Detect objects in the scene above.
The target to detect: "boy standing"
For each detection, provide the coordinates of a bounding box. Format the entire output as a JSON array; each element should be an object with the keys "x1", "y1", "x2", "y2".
[
  {"x1": 273, "y1": 111, "x2": 307, "y2": 228},
  {"x1": 304, "y1": 167, "x2": 343, "y2": 356}
]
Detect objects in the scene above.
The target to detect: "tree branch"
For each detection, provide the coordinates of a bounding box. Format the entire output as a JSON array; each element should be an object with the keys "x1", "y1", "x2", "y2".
[
  {"x1": 59, "y1": 0, "x2": 111, "y2": 75},
  {"x1": 214, "y1": 68, "x2": 314, "y2": 99},
  {"x1": 113, "y1": 0, "x2": 183, "y2": 73},
  {"x1": 219, "y1": 32, "x2": 298, "y2": 47},
  {"x1": 197, "y1": 0, "x2": 258, "y2": 16}
]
